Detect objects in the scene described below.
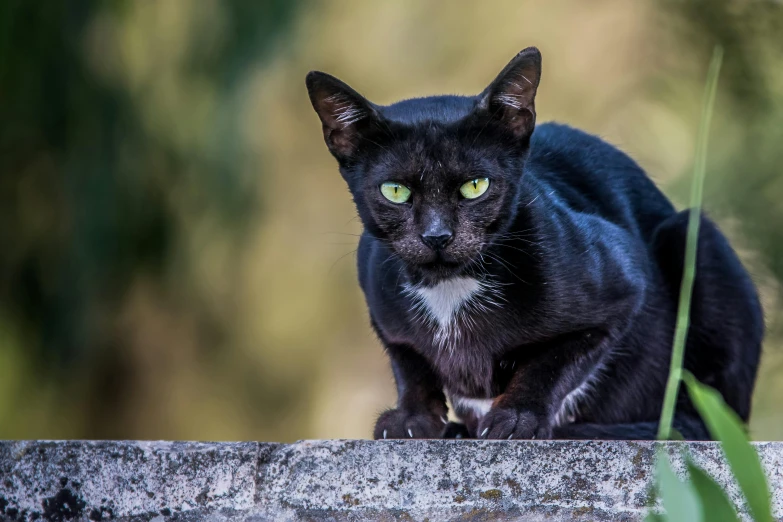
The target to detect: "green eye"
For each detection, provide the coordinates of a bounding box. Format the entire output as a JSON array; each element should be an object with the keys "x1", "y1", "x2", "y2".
[
  {"x1": 380, "y1": 182, "x2": 412, "y2": 204},
  {"x1": 460, "y1": 178, "x2": 490, "y2": 199}
]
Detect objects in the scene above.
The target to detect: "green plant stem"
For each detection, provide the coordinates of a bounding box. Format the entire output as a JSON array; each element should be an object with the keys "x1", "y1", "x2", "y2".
[{"x1": 657, "y1": 46, "x2": 724, "y2": 441}]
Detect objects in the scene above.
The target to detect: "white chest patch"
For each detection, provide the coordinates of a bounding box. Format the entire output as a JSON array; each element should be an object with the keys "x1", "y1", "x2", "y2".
[
  {"x1": 408, "y1": 277, "x2": 482, "y2": 327},
  {"x1": 404, "y1": 277, "x2": 502, "y2": 352}
]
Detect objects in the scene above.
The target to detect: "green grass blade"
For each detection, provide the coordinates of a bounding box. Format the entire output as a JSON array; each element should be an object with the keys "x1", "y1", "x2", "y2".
[
  {"x1": 655, "y1": 450, "x2": 704, "y2": 522},
  {"x1": 657, "y1": 45, "x2": 724, "y2": 440},
  {"x1": 686, "y1": 457, "x2": 740, "y2": 522},
  {"x1": 683, "y1": 372, "x2": 773, "y2": 522}
]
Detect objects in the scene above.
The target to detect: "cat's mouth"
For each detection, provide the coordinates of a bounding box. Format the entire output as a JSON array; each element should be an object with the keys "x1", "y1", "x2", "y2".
[
  {"x1": 398, "y1": 245, "x2": 482, "y2": 285},
  {"x1": 411, "y1": 259, "x2": 467, "y2": 285}
]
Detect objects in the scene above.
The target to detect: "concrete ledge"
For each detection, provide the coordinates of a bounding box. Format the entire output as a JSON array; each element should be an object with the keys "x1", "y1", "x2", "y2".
[{"x1": 1, "y1": 440, "x2": 781, "y2": 521}]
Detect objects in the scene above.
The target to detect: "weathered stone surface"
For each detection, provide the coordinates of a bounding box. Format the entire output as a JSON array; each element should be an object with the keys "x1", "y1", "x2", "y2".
[
  {"x1": 0, "y1": 441, "x2": 263, "y2": 521},
  {"x1": 1, "y1": 440, "x2": 781, "y2": 521}
]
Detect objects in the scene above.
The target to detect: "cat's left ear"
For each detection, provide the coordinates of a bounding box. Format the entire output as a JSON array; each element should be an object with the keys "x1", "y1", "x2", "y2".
[
  {"x1": 476, "y1": 47, "x2": 542, "y2": 139},
  {"x1": 306, "y1": 71, "x2": 381, "y2": 162}
]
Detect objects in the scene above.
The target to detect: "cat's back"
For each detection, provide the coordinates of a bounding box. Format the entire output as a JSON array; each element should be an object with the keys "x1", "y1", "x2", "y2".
[{"x1": 526, "y1": 122, "x2": 676, "y2": 240}]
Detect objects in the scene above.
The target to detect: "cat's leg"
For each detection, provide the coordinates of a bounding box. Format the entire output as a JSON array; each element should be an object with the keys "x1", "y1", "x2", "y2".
[
  {"x1": 476, "y1": 215, "x2": 650, "y2": 439},
  {"x1": 373, "y1": 342, "x2": 449, "y2": 439},
  {"x1": 477, "y1": 329, "x2": 609, "y2": 440},
  {"x1": 552, "y1": 414, "x2": 710, "y2": 440}
]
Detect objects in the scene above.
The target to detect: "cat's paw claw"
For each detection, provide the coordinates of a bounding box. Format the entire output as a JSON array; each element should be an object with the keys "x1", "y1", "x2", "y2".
[
  {"x1": 373, "y1": 408, "x2": 444, "y2": 439},
  {"x1": 477, "y1": 407, "x2": 550, "y2": 440}
]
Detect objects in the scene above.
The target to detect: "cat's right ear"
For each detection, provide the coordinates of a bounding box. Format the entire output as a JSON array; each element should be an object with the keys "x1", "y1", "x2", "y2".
[{"x1": 306, "y1": 71, "x2": 380, "y2": 162}]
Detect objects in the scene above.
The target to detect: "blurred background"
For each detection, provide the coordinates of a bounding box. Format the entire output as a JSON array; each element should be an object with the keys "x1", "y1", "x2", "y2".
[{"x1": 1, "y1": 0, "x2": 782, "y2": 442}]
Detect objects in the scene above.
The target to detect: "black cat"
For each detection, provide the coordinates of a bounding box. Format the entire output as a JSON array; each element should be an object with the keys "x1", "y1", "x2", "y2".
[{"x1": 305, "y1": 47, "x2": 763, "y2": 440}]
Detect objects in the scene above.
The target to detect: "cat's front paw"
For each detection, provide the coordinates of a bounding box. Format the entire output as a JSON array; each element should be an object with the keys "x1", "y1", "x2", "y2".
[
  {"x1": 477, "y1": 407, "x2": 551, "y2": 440},
  {"x1": 373, "y1": 408, "x2": 446, "y2": 439}
]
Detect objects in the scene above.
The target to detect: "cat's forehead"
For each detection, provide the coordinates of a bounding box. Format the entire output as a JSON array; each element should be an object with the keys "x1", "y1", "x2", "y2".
[
  {"x1": 376, "y1": 132, "x2": 477, "y2": 182},
  {"x1": 368, "y1": 95, "x2": 489, "y2": 181},
  {"x1": 379, "y1": 95, "x2": 477, "y2": 125}
]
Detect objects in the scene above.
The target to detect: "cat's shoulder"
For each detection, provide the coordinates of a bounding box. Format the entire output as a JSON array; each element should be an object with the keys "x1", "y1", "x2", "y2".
[
  {"x1": 531, "y1": 122, "x2": 627, "y2": 157},
  {"x1": 529, "y1": 122, "x2": 642, "y2": 177}
]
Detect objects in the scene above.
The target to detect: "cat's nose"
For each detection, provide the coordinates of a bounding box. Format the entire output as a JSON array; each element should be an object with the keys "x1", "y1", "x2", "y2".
[{"x1": 421, "y1": 229, "x2": 454, "y2": 251}]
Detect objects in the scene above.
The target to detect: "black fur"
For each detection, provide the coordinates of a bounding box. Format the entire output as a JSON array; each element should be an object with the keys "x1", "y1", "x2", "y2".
[{"x1": 306, "y1": 47, "x2": 763, "y2": 440}]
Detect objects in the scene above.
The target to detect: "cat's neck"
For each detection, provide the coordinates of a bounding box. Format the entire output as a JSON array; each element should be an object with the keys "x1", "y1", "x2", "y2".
[{"x1": 482, "y1": 178, "x2": 551, "y2": 290}]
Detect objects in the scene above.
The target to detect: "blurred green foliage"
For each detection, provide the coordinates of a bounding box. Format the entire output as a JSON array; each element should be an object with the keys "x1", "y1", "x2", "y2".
[
  {"x1": 650, "y1": 376, "x2": 774, "y2": 521},
  {"x1": 1, "y1": 0, "x2": 782, "y2": 441},
  {"x1": 0, "y1": 0, "x2": 306, "y2": 438}
]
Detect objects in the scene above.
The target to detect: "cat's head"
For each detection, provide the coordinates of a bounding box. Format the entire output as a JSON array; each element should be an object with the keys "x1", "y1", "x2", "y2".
[{"x1": 306, "y1": 47, "x2": 541, "y2": 285}]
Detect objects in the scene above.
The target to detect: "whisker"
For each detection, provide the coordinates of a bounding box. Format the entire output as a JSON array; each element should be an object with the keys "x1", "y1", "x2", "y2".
[
  {"x1": 344, "y1": 215, "x2": 361, "y2": 226},
  {"x1": 494, "y1": 236, "x2": 540, "y2": 247},
  {"x1": 491, "y1": 242, "x2": 539, "y2": 262},
  {"x1": 328, "y1": 249, "x2": 358, "y2": 274},
  {"x1": 322, "y1": 231, "x2": 364, "y2": 238},
  {"x1": 485, "y1": 251, "x2": 531, "y2": 286}
]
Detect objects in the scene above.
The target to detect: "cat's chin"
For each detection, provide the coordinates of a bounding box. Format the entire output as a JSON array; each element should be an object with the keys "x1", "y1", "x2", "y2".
[{"x1": 408, "y1": 261, "x2": 466, "y2": 286}]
